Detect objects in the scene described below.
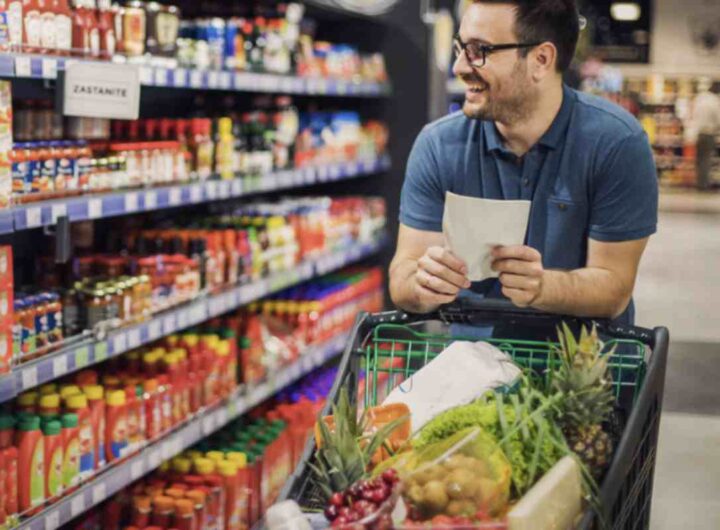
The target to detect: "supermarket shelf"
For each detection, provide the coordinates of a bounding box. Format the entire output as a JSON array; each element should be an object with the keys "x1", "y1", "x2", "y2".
[
  {"x1": 15, "y1": 330, "x2": 349, "y2": 530},
  {"x1": 1, "y1": 155, "x2": 391, "y2": 234},
  {"x1": 0, "y1": 52, "x2": 391, "y2": 96},
  {"x1": 0, "y1": 235, "x2": 385, "y2": 402}
]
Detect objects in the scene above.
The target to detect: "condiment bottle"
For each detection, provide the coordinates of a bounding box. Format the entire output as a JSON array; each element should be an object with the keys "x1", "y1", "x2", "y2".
[
  {"x1": 96, "y1": 0, "x2": 114, "y2": 57},
  {"x1": 172, "y1": 499, "x2": 195, "y2": 530},
  {"x1": 64, "y1": 393, "x2": 94, "y2": 479},
  {"x1": 84, "y1": 0, "x2": 99, "y2": 57},
  {"x1": 16, "y1": 391, "x2": 38, "y2": 413},
  {"x1": 131, "y1": 495, "x2": 152, "y2": 528},
  {"x1": 71, "y1": 0, "x2": 89, "y2": 56},
  {"x1": 53, "y1": 0, "x2": 72, "y2": 55},
  {"x1": 218, "y1": 460, "x2": 241, "y2": 530},
  {"x1": 105, "y1": 389, "x2": 127, "y2": 462},
  {"x1": 226, "y1": 451, "x2": 249, "y2": 530},
  {"x1": 185, "y1": 488, "x2": 208, "y2": 530},
  {"x1": 151, "y1": 495, "x2": 175, "y2": 528},
  {"x1": 6, "y1": 0, "x2": 23, "y2": 50},
  {"x1": 2, "y1": 446, "x2": 18, "y2": 525},
  {"x1": 82, "y1": 384, "x2": 106, "y2": 469},
  {"x1": 0, "y1": 414, "x2": 15, "y2": 449},
  {"x1": 60, "y1": 413, "x2": 80, "y2": 491},
  {"x1": 194, "y1": 458, "x2": 225, "y2": 530},
  {"x1": 38, "y1": 393, "x2": 61, "y2": 421},
  {"x1": 142, "y1": 377, "x2": 161, "y2": 440},
  {"x1": 15, "y1": 415, "x2": 45, "y2": 512},
  {"x1": 22, "y1": 0, "x2": 42, "y2": 53},
  {"x1": 124, "y1": 384, "x2": 141, "y2": 451},
  {"x1": 59, "y1": 384, "x2": 81, "y2": 401},
  {"x1": 41, "y1": 419, "x2": 63, "y2": 499}
]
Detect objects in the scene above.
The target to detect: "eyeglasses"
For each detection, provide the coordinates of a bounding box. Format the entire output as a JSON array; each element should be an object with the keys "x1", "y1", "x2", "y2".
[{"x1": 453, "y1": 34, "x2": 542, "y2": 69}]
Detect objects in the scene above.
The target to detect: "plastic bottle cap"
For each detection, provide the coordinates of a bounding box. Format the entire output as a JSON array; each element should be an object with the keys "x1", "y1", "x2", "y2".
[
  {"x1": 165, "y1": 488, "x2": 185, "y2": 499},
  {"x1": 106, "y1": 390, "x2": 126, "y2": 406},
  {"x1": 60, "y1": 385, "x2": 82, "y2": 399},
  {"x1": 39, "y1": 394, "x2": 61, "y2": 409},
  {"x1": 82, "y1": 385, "x2": 104, "y2": 400},
  {"x1": 0, "y1": 413, "x2": 15, "y2": 430},
  {"x1": 174, "y1": 499, "x2": 195, "y2": 516},
  {"x1": 133, "y1": 495, "x2": 152, "y2": 511},
  {"x1": 205, "y1": 451, "x2": 225, "y2": 462},
  {"x1": 39, "y1": 384, "x2": 58, "y2": 396},
  {"x1": 152, "y1": 496, "x2": 175, "y2": 511},
  {"x1": 144, "y1": 378, "x2": 159, "y2": 393},
  {"x1": 193, "y1": 458, "x2": 215, "y2": 474},
  {"x1": 185, "y1": 489, "x2": 207, "y2": 505},
  {"x1": 172, "y1": 457, "x2": 192, "y2": 474},
  {"x1": 41, "y1": 420, "x2": 62, "y2": 436},
  {"x1": 17, "y1": 416, "x2": 41, "y2": 431},
  {"x1": 185, "y1": 450, "x2": 203, "y2": 460},
  {"x1": 217, "y1": 460, "x2": 238, "y2": 477},
  {"x1": 216, "y1": 341, "x2": 230, "y2": 356},
  {"x1": 65, "y1": 394, "x2": 88, "y2": 409},
  {"x1": 226, "y1": 452, "x2": 247, "y2": 468},
  {"x1": 61, "y1": 413, "x2": 79, "y2": 428},
  {"x1": 17, "y1": 392, "x2": 38, "y2": 407}
]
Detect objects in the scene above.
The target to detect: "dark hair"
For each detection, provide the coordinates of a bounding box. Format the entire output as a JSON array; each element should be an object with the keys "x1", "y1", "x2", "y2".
[{"x1": 473, "y1": 0, "x2": 580, "y2": 72}]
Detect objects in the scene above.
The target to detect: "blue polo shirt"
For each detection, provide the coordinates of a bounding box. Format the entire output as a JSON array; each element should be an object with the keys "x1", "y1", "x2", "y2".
[{"x1": 399, "y1": 85, "x2": 658, "y2": 325}]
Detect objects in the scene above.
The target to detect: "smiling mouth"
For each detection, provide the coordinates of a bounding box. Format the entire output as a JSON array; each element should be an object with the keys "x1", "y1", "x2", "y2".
[{"x1": 467, "y1": 86, "x2": 487, "y2": 94}]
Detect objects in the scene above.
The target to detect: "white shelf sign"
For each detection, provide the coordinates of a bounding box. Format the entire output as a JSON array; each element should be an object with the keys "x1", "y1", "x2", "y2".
[{"x1": 63, "y1": 62, "x2": 141, "y2": 120}]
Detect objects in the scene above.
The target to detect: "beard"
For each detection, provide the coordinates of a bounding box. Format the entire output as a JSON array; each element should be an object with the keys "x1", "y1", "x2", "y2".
[{"x1": 461, "y1": 60, "x2": 539, "y2": 124}]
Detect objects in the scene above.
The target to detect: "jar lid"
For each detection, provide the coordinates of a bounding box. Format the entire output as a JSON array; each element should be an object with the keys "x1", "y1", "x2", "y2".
[
  {"x1": 41, "y1": 420, "x2": 62, "y2": 436},
  {"x1": 61, "y1": 413, "x2": 79, "y2": 428}
]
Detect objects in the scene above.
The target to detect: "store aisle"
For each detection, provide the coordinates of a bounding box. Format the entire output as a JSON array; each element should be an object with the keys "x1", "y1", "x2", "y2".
[{"x1": 635, "y1": 203, "x2": 720, "y2": 529}]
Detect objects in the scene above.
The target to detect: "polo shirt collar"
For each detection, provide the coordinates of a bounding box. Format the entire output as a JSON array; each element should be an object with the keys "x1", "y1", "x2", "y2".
[{"x1": 483, "y1": 84, "x2": 575, "y2": 153}]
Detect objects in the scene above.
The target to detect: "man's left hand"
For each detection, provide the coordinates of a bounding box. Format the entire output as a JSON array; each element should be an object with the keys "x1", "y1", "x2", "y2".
[{"x1": 491, "y1": 245, "x2": 545, "y2": 308}]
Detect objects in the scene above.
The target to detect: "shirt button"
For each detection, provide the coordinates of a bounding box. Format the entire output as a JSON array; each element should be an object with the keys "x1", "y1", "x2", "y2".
[
  {"x1": 522, "y1": 178, "x2": 530, "y2": 187},
  {"x1": 558, "y1": 203, "x2": 568, "y2": 211}
]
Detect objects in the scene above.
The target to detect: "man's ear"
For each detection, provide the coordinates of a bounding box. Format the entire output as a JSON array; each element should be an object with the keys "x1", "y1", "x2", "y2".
[{"x1": 530, "y1": 42, "x2": 558, "y2": 81}]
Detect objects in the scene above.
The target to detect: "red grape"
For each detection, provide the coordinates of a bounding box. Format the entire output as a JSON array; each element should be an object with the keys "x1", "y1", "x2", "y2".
[
  {"x1": 381, "y1": 469, "x2": 399, "y2": 484},
  {"x1": 324, "y1": 505, "x2": 339, "y2": 520},
  {"x1": 330, "y1": 492, "x2": 345, "y2": 507},
  {"x1": 370, "y1": 489, "x2": 387, "y2": 504},
  {"x1": 332, "y1": 515, "x2": 349, "y2": 527}
]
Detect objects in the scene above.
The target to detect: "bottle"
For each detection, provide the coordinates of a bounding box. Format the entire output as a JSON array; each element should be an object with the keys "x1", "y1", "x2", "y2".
[
  {"x1": 172, "y1": 499, "x2": 195, "y2": 530},
  {"x1": 185, "y1": 489, "x2": 208, "y2": 530},
  {"x1": 131, "y1": 495, "x2": 152, "y2": 528},
  {"x1": 16, "y1": 391, "x2": 38, "y2": 413},
  {"x1": 142, "y1": 377, "x2": 161, "y2": 440},
  {"x1": 16, "y1": 415, "x2": 45, "y2": 512},
  {"x1": 64, "y1": 393, "x2": 94, "y2": 480},
  {"x1": 218, "y1": 460, "x2": 241, "y2": 530},
  {"x1": 84, "y1": 0, "x2": 99, "y2": 57},
  {"x1": 95, "y1": 0, "x2": 114, "y2": 58},
  {"x1": 41, "y1": 419, "x2": 63, "y2": 499},
  {"x1": 39, "y1": 0, "x2": 55, "y2": 53},
  {"x1": 71, "y1": 0, "x2": 88, "y2": 56},
  {"x1": 195, "y1": 458, "x2": 225, "y2": 530},
  {"x1": 104, "y1": 389, "x2": 127, "y2": 462},
  {"x1": 226, "y1": 451, "x2": 249, "y2": 529},
  {"x1": 124, "y1": 384, "x2": 140, "y2": 452},
  {"x1": 2, "y1": 446, "x2": 18, "y2": 525},
  {"x1": 82, "y1": 385, "x2": 106, "y2": 469},
  {"x1": 215, "y1": 117, "x2": 236, "y2": 180},
  {"x1": 60, "y1": 413, "x2": 80, "y2": 491},
  {"x1": 0, "y1": 414, "x2": 14, "y2": 449},
  {"x1": 22, "y1": 0, "x2": 42, "y2": 53},
  {"x1": 151, "y1": 495, "x2": 175, "y2": 528},
  {"x1": 59, "y1": 384, "x2": 81, "y2": 401},
  {"x1": 38, "y1": 393, "x2": 61, "y2": 421},
  {"x1": 52, "y1": 0, "x2": 71, "y2": 54},
  {"x1": 7, "y1": 0, "x2": 23, "y2": 50}
]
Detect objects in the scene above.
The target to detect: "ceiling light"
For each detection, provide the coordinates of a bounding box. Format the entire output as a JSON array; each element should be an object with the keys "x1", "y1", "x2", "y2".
[{"x1": 611, "y1": 2, "x2": 641, "y2": 22}]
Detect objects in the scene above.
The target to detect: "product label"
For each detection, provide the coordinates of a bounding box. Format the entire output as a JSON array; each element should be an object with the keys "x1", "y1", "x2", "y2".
[
  {"x1": 30, "y1": 443, "x2": 45, "y2": 507},
  {"x1": 24, "y1": 10, "x2": 41, "y2": 47},
  {"x1": 47, "y1": 445, "x2": 63, "y2": 497},
  {"x1": 103, "y1": 30, "x2": 116, "y2": 56},
  {"x1": 97, "y1": 414, "x2": 105, "y2": 466},
  {"x1": 56, "y1": 156, "x2": 76, "y2": 191},
  {"x1": 40, "y1": 11, "x2": 55, "y2": 50},
  {"x1": 7, "y1": 2, "x2": 23, "y2": 46},
  {"x1": 54, "y1": 14, "x2": 71, "y2": 52},
  {"x1": 12, "y1": 160, "x2": 29, "y2": 194},
  {"x1": 89, "y1": 28, "x2": 100, "y2": 57},
  {"x1": 63, "y1": 436, "x2": 80, "y2": 488},
  {"x1": 78, "y1": 424, "x2": 94, "y2": 477},
  {"x1": 107, "y1": 415, "x2": 128, "y2": 460}
]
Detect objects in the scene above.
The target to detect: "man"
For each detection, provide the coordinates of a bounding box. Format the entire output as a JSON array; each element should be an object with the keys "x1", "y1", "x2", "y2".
[
  {"x1": 692, "y1": 79, "x2": 720, "y2": 191},
  {"x1": 390, "y1": 0, "x2": 658, "y2": 325}
]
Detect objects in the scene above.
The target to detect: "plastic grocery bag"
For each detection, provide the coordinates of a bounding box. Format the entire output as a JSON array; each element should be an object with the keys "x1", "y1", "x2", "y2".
[
  {"x1": 382, "y1": 342, "x2": 521, "y2": 433},
  {"x1": 391, "y1": 427, "x2": 512, "y2": 522}
]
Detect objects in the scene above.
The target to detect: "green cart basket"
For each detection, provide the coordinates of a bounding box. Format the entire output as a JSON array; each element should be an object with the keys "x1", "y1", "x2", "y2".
[{"x1": 278, "y1": 299, "x2": 670, "y2": 530}]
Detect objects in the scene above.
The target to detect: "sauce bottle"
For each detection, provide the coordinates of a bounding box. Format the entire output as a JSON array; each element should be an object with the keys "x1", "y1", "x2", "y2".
[
  {"x1": 60, "y1": 413, "x2": 80, "y2": 491},
  {"x1": 6, "y1": 0, "x2": 23, "y2": 50},
  {"x1": 142, "y1": 377, "x2": 161, "y2": 440},
  {"x1": 39, "y1": 0, "x2": 55, "y2": 54},
  {"x1": 22, "y1": 0, "x2": 42, "y2": 53},
  {"x1": 124, "y1": 384, "x2": 140, "y2": 452},
  {"x1": 41, "y1": 419, "x2": 63, "y2": 499},
  {"x1": 53, "y1": 0, "x2": 71, "y2": 55},
  {"x1": 226, "y1": 451, "x2": 249, "y2": 530},
  {"x1": 70, "y1": 0, "x2": 88, "y2": 56},
  {"x1": 131, "y1": 495, "x2": 152, "y2": 528},
  {"x1": 15, "y1": 415, "x2": 45, "y2": 512},
  {"x1": 82, "y1": 384, "x2": 106, "y2": 469},
  {"x1": 184, "y1": 488, "x2": 207, "y2": 530},
  {"x1": 151, "y1": 495, "x2": 175, "y2": 528},
  {"x1": 84, "y1": 0, "x2": 99, "y2": 58},
  {"x1": 64, "y1": 393, "x2": 94, "y2": 480},
  {"x1": 38, "y1": 393, "x2": 61, "y2": 421},
  {"x1": 2, "y1": 446, "x2": 18, "y2": 525},
  {"x1": 105, "y1": 389, "x2": 127, "y2": 462},
  {"x1": 76, "y1": 369, "x2": 98, "y2": 386},
  {"x1": 16, "y1": 391, "x2": 38, "y2": 413},
  {"x1": 194, "y1": 458, "x2": 225, "y2": 530},
  {"x1": 0, "y1": 414, "x2": 14, "y2": 449},
  {"x1": 172, "y1": 499, "x2": 195, "y2": 530},
  {"x1": 218, "y1": 460, "x2": 241, "y2": 530},
  {"x1": 96, "y1": 0, "x2": 114, "y2": 58}
]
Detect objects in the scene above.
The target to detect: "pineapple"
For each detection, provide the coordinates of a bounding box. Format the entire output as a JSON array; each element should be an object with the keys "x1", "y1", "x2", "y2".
[
  {"x1": 550, "y1": 323, "x2": 616, "y2": 480},
  {"x1": 309, "y1": 388, "x2": 406, "y2": 504}
]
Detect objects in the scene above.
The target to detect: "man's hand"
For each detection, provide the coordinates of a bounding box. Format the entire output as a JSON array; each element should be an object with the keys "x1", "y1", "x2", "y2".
[
  {"x1": 491, "y1": 245, "x2": 544, "y2": 308},
  {"x1": 414, "y1": 246, "x2": 471, "y2": 308}
]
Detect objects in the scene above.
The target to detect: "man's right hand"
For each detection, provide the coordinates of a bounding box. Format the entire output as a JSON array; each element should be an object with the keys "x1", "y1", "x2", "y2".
[{"x1": 414, "y1": 246, "x2": 472, "y2": 308}]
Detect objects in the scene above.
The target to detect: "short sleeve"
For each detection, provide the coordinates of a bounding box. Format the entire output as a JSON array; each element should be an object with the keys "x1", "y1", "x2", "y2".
[{"x1": 589, "y1": 131, "x2": 658, "y2": 242}]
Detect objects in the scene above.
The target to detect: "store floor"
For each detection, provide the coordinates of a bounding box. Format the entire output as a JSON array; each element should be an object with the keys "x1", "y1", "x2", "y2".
[{"x1": 634, "y1": 194, "x2": 720, "y2": 529}]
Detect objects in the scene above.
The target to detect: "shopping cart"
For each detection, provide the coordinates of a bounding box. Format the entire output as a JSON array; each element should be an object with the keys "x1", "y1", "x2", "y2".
[{"x1": 278, "y1": 299, "x2": 669, "y2": 530}]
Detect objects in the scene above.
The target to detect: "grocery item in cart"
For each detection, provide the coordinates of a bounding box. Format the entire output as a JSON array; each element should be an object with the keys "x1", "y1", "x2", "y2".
[{"x1": 382, "y1": 341, "x2": 520, "y2": 433}]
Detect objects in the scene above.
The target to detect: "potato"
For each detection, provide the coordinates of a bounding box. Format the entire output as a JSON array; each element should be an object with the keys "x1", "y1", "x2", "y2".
[
  {"x1": 445, "y1": 468, "x2": 478, "y2": 499},
  {"x1": 444, "y1": 454, "x2": 470, "y2": 470},
  {"x1": 406, "y1": 483, "x2": 424, "y2": 505},
  {"x1": 413, "y1": 465, "x2": 444, "y2": 486},
  {"x1": 422, "y1": 480, "x2": 449, "y2": 512},
  {"x1": 447, "y1": 500, "x2": 477, "y2": 517}
]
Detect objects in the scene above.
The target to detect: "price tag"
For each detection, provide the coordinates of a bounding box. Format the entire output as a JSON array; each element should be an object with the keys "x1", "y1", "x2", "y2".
[
  {"x1": 15, "y1": 56, "x2": 32, "y2": 77},
  {"x1": 190, "y1": 184, "x2": 203, "y2": 203},
  {"x1": 216, "y1": 408, "x2": 228, "y2": 427},
  {"x1": 163, "y1": 314, "x2": 176, "y2": 334},
  {"x1": 148, "y1": 320, "x2": 162, "y2": 341},
  {"x1": 207, "y1": 70, "x2": 219, "y2": 88},
  {"x1": 131, "y1": 459, "x2": 144, "y2": 480},
  {"x1": 75, "y1": 347, "x2": 90, "y2": 369},
  {"x1": 92, "y1": 483, "x2": 107, "y2": 505},
  {"x1": 94, "y1": 342, "x2": 108, "y2": 362},
  {"x1": 292, "y1": 78, "x2": 304, "y2": 93},
  {"x1": 45, "y1": 509, "x2": 60, "y2": 530},
  {"x1": 139, "y1": 66, "x2": 153, "y2": 84},
  {"x1": 71, "y1": 495, "x2": 86, "y2": 517},
  {"x1": 124, "y1": 192, "x2": 139, "y2": 212},
  {"x1": 51, "y1": 203, "x2": 68, "y2": 223},
  {"x1": 317, "y1": 79, "x2": 328, "y2": 94},
  {"x1": 234, "y1": 72, "x2": 246, "y2": 89},
  {"x1": 148, "y1": 448, "x2": 161, "y2": 469},
  {"x1": 219, "y1": 72, "x2": 231, "y2": 89},
  {"x1": 202, "y1": 414, "x2": 216, "y2": 435},
  {"x1": 190, "y1": 70, "x2": 203, "y2": 88},
  {"x1": 177, "y1": 309, "x2": 188, "y2": 330},
  {"x1": 329, "y1": 165, "x2": 341, "y2": 180},
  {"x1": 26, "y1": 207, "x2": 42, "y2": 228},
  {"x1": 173, "y1": 68, "x2": 188, "y2": 87},
  {"x1": 231, "y1": 179, "x2": 243, "y2": 196},
  {"x1": 144, "y1": 191, "x2": 157, "y2": 210},
  {"x1": 53, "y1": 356, "x2": 68, "y2": 378},
  {"x1": 42, "y1": 58, "x2": 57, "y2": 79},
  {"x1": 280, "y1": 77, "x2": 294, "y2": 93},
  {"x1": 128, "y1": 328, "x2": 141, "y2": 349},
  {"x1": 205, "y1": 181, "x2": 218, "y2": 199},
  {"x1": 317, "y1": 166, "x2": 329, "y2": 182},
  {"x1": 218, "y1": 181, "x2": 230, "y2": 198},
  {"x1": 88, "y1": 198, "x2": 102, "y2": 219},
  {"x1": 161, "y1": 439, "x2": 174, "y2": 460},
  {"x1": 154, "y1": 68, "x2": 167, "y2": 86},
  {"x1": 169, "y1": 187, "x2": 182, "y2": 206},
  {"x1": 303, "y1": 168, "x2": 315, "y2": 184},
  {"x1": 21, "y1": 366, "x2": 38, "y2": 390},
  {"x1": 112, "y1": 333, "x2": 127, "y2": 354}
]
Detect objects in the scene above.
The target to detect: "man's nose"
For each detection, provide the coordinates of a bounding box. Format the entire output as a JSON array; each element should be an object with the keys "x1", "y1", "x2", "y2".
[{"x1": 452, "y1": 50, "x2": 473, "y2": 78}]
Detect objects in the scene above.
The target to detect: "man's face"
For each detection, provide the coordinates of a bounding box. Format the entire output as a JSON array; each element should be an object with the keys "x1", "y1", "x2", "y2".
[{"x1": 453, "y1": 2, "x2": 540, "y2": 123}]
